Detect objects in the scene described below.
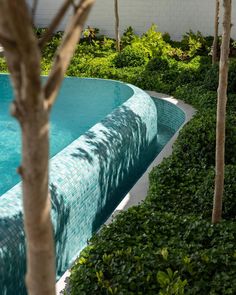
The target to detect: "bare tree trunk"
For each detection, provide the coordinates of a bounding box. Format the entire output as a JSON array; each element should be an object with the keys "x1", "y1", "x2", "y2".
[
  {"x1": 212, "y1": 0, "x2": 232, "y2": 224},
  {"x1": 0, "y1": 0, "x2": 95, "y2": 294},
  {"x1": 31, "y1": 0, "x2": 39, "y2": 23},
  {"x1": 22, "y1": 103, "x2": 55, "y2": 295},
  {"x1": 114, "y1": 0, "x2": 120, "y2": 52},
  {"x1": 212, "y1": 0, "x2": 220, "y2": 64}
]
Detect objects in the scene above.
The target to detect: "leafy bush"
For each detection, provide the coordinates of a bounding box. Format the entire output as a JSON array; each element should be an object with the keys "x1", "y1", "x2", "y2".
[
  {"x1": 181, "y1": 30, "x2": 211, "y2": 57},
  {"x1": 148, "y1": 159, "x2": 236, "y2": 220},
  {"x1": 195, "y1": 165, "x2": 236, "y2": 220},
  {"x1": 0, "y1": 57, "x2": 7, "y2": 72},
  {"x1": 83, "y1": 26, "x2": 100, "y2": 43},
  {"x1": 121, "y1": 26, "x2": 137, "y2": 47},
  {"x1": 139, "y1": 25, "x2": 171, "y2": 57},
  {"x1": 146, "y1": 55, "x2": 210, "y2": 92},
  {"x1": 69, "y1": 208, "x2": 236, "y2": 295},
  {"x1": 173, "y1": 113, "x2": 236, "y2": 167},
  {"x1": 113, "y1": 44, "x2": 149, "y2": 68},
  {"x1": 203, "y1": 64, "x2": 219, "y2": 91},
  {"x1": 134, "y1": 71, "x2": 172, "y2": 94},
  {"x1": 204, "y1": 60, "x2": 236, "y2": 93},
  {"x1": 42, "y1": 35, "x2": 61, "y2": 59},
  {"x1": 175, "y1": 85, "x2": 217, "y2": 110},
  {"x1": 146, "y1": 56, "x2": 171, "y2": 72}
]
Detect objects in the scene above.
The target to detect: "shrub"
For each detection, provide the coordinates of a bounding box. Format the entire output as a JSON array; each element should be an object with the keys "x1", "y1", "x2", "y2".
[
  {"x1": 148, "y1": 158, "x2": 236, "y2": 220},
  {"x1": 121, "y1": 26, "x2": 137, "y2": 47},
  {"x1": 147, "y1": 155, "x2": 208, "y2": 215},
  {"x1": 67, "y1": 56, "x2": 115, "y2": 78},
  {"x1": 0, "y1": 57, "x2": 7, "y2": 72},
  {"x1": 146, "y1": 56, "x2": 171, "y2": 72},
  {"x1": 174, "y1": 85, "x2": 217, "y2": 110},
  {"x1": 42, "y1": 35, "x2": 61, "y2": 59},
  {"x1": 181, "y1": 30, "x2": 211, "y2": 57},
  {"x1": 140, "y1": 25, "x2": 171, "y2": 57},
  {"x1": 173, "y1": 113, "x2": 236, "y2": 167},
  {"x1": 203, "y1": 64, "x2": 219, "y2": 91},
  {"x1": 83, "y1": 26, "x2": 100, "y2": 43},
  {"x1": 195, "y1": 165, "x2": 236, "y2": 220},
  {"x1": 69, "y1": 208, "x2": 236, "y2": 295},
  {"x1": 146, "y1": 55, "x2": 210, "y2": 92},
  {"x1": 134, "y1": 71, "x2": 172, "y2": 94},
  {"x1": 113, "y1": 44, "x2": 149, "y2": 68},
  {"x1": 204, "y1": 60, "x2": 236, "y2": 93}
]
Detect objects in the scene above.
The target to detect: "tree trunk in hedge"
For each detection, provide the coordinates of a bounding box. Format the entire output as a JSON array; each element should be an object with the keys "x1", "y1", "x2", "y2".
[
  {"x1": 114, "y1": 0, "x2": 120, "y2": 52},
  {"x1": 0, "y1": 0, "x2": 95, "y2": 294},
  {"x1": 212, "y1": 0, "x2": 232, "y2": 224},
  {"x1": 212, "y1": 0, "x2": 220, "y2": 64}
]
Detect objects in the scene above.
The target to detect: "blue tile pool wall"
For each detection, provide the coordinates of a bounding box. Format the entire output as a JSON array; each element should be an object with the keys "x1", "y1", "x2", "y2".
[
  {"x1": 0, "y1": 84, "x2": 185, "y2": 295},
  {"x1": 154, "y1": 98, "x2": 185, "y2": 132},
  {"x1": 152, "y1": 98, "x2": 185, "y2": 151},
  {"x1": 50, "y1": 85, "x2": 158, "y2": 279}
]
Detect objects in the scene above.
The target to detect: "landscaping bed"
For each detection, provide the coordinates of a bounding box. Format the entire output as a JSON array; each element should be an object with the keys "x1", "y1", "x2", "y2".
[{"x1": 2, "y1": 26, "x2": 236, "y2": 294}]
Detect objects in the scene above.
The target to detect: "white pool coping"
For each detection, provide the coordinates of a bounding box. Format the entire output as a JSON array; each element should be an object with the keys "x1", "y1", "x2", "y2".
[{"x1": 56, "y1": 92, "x2": 196, "y2": 294}]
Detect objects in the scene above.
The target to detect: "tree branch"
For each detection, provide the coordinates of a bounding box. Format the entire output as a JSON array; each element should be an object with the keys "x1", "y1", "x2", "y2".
[
  {"x1": 44, "y1": 0, "x2": 95, "y2": 110},
  {"x1": 0, "y1": 32, "x2": 16, "y2": 50},
  {"x1": 39, "y1": 0, "x2": 74, "y2": 50},
  {"x1": 0, "y1": 7, "x2": 22, "y2": 108}
]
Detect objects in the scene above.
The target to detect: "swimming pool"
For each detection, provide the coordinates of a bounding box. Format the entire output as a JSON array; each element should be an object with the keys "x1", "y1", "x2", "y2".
[
  {"x1": 0, "y1": 75, "x2": 185, "y2": 295},
  {"x1": 0, "y1": 75, "x2": 133, "y2": 196}
]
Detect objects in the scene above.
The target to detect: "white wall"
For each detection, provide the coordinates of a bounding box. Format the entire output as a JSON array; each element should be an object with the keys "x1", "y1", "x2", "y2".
[{"x1": 32, "y1": 0, "x2": 236, "y2": 40}]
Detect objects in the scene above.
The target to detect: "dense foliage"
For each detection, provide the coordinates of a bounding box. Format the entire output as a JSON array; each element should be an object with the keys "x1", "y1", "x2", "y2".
[{"x1": 1, "y1": 26, "x2": 236, "y2": 294}]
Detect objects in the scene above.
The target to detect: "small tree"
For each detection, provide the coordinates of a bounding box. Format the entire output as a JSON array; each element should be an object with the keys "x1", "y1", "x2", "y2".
[
  {"x1": 212, "y1": 0, "x2": 232, "y2": 224},
  {"x1": 114, "y1": 0, "x2": 120, "y2": 52},
  {"x1": 212, "y1": 0, "x2": 220, "y2": 64},
  {"x1": 0, "y1": 0, "x2": 95, "y2": 294}
]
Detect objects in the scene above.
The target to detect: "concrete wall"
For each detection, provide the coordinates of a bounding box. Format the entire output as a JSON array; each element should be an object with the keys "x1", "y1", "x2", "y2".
[{"x1": 31, "y1": 0, "x2": 236, "y2": 40}]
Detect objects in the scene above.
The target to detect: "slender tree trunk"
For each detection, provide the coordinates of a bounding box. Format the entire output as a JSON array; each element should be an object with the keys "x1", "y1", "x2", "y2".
[
  {"x1": 0, "y1": 0, "x2": 95, "y2": 294},
  {"x1": 21, "y1": 101, "x2": 55, "y2": 295},
  {"x1": 114, "y1": 0, "x2": 120, "y2": 52},
  {"x1": 31, "y1": 0, "x2": 39, "y2": 23},
  {"x1": 212, "y1": 0, "x2": 220, "y2": 64},
  {"x1": 212, "y1": 0, "x2": 232, "y2": 224}
]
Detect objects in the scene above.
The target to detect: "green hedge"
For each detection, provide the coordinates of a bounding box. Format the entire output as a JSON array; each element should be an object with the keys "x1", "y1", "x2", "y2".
[
  {"x1": 172, "y1": 113, "x2": 236, "y2": 167},
  {"x1": 70, "y1": 208, "x2": 236, "y2": 295}
]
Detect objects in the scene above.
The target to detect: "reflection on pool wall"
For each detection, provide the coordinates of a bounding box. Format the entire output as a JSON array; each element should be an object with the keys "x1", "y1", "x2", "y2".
[{"x1": 0, "y1": 80, "x2": 185, "y2": 295}]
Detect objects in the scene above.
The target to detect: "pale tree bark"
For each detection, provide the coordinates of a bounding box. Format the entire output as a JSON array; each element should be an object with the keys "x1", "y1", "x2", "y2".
[
  {"x1": 114, "y1": 0, "x2": 120, "y2": 52},
  {"x1": 0, "y1": 0, "x2": 95, "y2": 294},
  {"x1": 212, "y1": 0, "x2": 232, "y2": 224},
  {"x1": 212, "y1": 0, "x2": 220, "y2": 64}
]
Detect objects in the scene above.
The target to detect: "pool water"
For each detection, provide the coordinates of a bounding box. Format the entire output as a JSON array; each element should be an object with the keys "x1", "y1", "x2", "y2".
[{"x1": 0, "y1": 75, "x2": 133, "y2": 196}]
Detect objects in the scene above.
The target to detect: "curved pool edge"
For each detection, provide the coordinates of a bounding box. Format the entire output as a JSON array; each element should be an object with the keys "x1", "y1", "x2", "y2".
[
  {"x1": 105, "y1": 91, "x2": 196, "y2": 215},
  {"x1": 56, "y1": 92, "x2": 196, "y2": 295}
]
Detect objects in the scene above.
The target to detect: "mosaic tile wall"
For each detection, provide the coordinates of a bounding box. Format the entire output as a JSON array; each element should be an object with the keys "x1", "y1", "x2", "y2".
[
  {"x1": 155, "y1": 98, "x2": 185, "y2": 132},
  {"x1": 0, "y1": 83, "x2": 185, "y2": 295}
]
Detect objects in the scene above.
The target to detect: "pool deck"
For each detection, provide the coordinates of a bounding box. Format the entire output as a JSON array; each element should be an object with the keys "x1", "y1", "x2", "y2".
[{"x1": 56, "y1": 92, "x2": 196, "y2": 294}]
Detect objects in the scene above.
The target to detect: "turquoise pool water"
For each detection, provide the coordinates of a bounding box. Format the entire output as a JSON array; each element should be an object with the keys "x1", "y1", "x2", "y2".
[{"x1": 0, "y1": 75, "x2": 133, "y2": 196}]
